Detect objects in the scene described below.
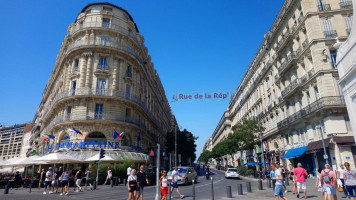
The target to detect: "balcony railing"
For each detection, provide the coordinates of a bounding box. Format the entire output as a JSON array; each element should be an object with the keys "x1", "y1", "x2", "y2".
[
  {"x1": 318, "y1": 4, "x2": 331, "y2": 11},
  {"x1": 97, "y1": 64, "x2": 108, "y2": 70},
  {"x1": 281, "y1": 78, "x2": 300, "y2": 98},
  {"x1": 324, "y1": 30, "x2": 337, "y2": 38},
  {"x1": 302, "y1": 39, "x2": 309, "y2": 49},
  {"x1": 340, "y1": 1, "x2": 352, "y2": 9},
  {"x1": 277, "y1": 96, "x2": 345, "y2": 128}
]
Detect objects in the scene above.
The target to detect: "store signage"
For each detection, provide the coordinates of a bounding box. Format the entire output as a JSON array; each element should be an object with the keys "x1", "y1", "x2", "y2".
[{"x1": 44, "y1": 141, "x2": 120, "y2": 152}]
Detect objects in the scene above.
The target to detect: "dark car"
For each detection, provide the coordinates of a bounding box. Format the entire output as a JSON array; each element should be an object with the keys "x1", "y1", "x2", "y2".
[
  {"x1": 216, "y1": 164, "x2": 223, "y2": 170},
  {"x1": 145, "y1": 167, "x2": 165, "y2": 185}
]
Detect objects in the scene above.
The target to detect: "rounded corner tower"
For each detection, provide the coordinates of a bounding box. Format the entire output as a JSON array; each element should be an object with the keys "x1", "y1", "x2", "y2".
[{"x1": 31, "y1": 2, "x2": 175, "y2": 158}]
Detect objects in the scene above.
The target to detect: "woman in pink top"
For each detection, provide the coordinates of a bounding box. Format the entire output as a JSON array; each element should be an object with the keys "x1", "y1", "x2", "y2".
[{"x1": 320, "y1": 164, "x2": 337, "y2": 200}]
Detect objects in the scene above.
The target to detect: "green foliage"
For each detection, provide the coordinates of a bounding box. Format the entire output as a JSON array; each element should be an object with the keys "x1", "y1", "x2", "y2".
[
  {"x1": 198, "y1": 150, "x2": 211, "y2": 163},
  {"x1": 236, "y1": 166, "x2": 246, "y2": 176},
  {"x1": 166, "y1": 129, "x2": 198, "y2": 163},
  {"x1": 245, "y1": 169, "x2": 254, "y2": 176}
]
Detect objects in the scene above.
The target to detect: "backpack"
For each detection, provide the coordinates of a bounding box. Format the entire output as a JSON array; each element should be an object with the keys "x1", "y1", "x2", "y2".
[{"x1": 323, "y1": 170, "x2": 331, "y2": 183}]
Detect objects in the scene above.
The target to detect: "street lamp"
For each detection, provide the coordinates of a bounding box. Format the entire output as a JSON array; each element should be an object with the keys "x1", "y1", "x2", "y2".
[{"x1": 317, "y1": 125, "x2": 329, "y2": 164}]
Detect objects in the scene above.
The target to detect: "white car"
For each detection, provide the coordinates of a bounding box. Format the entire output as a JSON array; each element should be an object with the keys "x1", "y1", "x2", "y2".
[
  {"x1": 225, "y1": 168, "x2": 240, "y2": 179},
  {"x1": 167, "y1": 167, "x2": 198, "y2": 185}
]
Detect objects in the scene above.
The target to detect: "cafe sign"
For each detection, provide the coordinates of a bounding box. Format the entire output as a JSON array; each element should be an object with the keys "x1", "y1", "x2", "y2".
[{"x1": 43, "y1": 141, "x2": 120, "y2": 152}]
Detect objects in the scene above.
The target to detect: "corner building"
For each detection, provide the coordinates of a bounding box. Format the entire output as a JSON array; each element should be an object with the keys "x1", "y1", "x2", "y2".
[
  {"x1": 210, "y1": 0, "x2": 354, "y2": 175},
  {"x1": 31, "y1": 3, "x2": 176, "y2": 161}
]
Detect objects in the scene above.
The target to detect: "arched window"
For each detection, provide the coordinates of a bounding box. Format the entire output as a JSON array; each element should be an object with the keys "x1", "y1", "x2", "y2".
[
  {"x1": 85, "y1": 132, "x2": 107, "y2": 143},
  {"x1": 121, "y1": 134, "x2": 131, "y2": 146},
  {"x1": 61, "y1": 133, "x2": 70, "y2": 142}
]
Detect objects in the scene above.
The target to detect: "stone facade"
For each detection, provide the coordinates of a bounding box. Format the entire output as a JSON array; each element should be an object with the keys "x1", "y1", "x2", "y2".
[
  {"x1": 209, "y1": 0, "x2": 354, "y2": 173},
  {"x1": 31, "y1": 3, "x2": 176, "y2": 156}
]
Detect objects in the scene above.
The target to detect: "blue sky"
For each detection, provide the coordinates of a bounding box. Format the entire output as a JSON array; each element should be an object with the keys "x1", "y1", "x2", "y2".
[{"x1": 0, "y1": 0, "x2": 284, "y2": 158}]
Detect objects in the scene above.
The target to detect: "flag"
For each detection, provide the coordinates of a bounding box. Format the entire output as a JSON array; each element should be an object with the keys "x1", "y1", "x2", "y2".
[
  {"x1": 72, "y1": 127, "x2": 83, "y2": 135},
  {"x1": 137, "y1": 134, "x2": 141, "y2": 142},
  {"x1": 113, "y1": 131, "x2": 119, "y2": 139},
  {"x1": 118, "y1": 131, "x2": 125, "y2": 138},
  {"x1": 66, "y1": 128, "x2": 75, "y2": 134},
  {"x1": 43, "y1": 135, "x2": 49, "y2": 141},
  {"x1": 47, "y1": 135, "x2": 55, "y2": 139}
]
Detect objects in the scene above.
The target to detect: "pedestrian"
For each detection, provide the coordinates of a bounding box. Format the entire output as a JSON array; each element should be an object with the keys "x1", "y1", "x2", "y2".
[
  {"x1": 337, "y1": 163, "x2": 349, "y2": 198},
  {"x1": 320, "y1": 163, "x2": 337, "y2": 200},
  {"x1": 136, "y1": 165, "x2": 149, "y2": 200},
  {"x1": 170, "y1": 166, "x2": 185, "y2": 199},
  {"x1": 43, "y1": 167, "x2": 54, "y2": 195},
  {"x1": 74, "y1": 168, "x2": 83, "y2": 192},
  {"x1": 159, "y1": 170, "x2": 168, "y2": 200},
  {"x1": 128, "y1": 169, "x2": 137, "y2": 200},
  {"x1": 39, "y1": 169, "x2": 45, "y2": 190},
  {"x1": 271, "y1": 163, "x2": 288, "y2": 200},
  {"x1": 104, "y1": 167, "x2": 112, "y2": 185},
  {"x1": 54, "y1": 166, "x2": 63, "y2": 193},
  {"x1": 60, "y1": 168, "x2": 70, "y2": 196},
  {"x1": 315, "y1": 168, "x2": 326, "y2": 200},
  {"x1": 276, "y1": 163, "x2": 287, "y2": 193},
  {"x1": 85, "y1": 168, "x2": 93, "y2": 190},
  {"x1": 13, "y1": 171, "x2": 22, "y2": 190},
  {"x1": 288, "y1": 164, "x2": 297, "y2": 195},
  {"x1": 343, "y1": 162, "x2": 356, "y2": 200},
  {"x1": 127, "y1": 164, "x2": 132, "y2": 178},
  {"x1": 294, "y1": 163, "x2": 308, "y2": 199}
]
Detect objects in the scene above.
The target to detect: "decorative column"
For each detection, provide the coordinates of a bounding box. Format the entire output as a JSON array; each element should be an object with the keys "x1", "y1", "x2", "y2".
[
  {"x1": 79, "y1": 55, "x2": 88, "y2": 88},
  {"x1": 64, "y1": 61, "x2": 71, "y2": 90},
  {"x1": 85, "y1": 52, "x2": 93, "y2": 88}
]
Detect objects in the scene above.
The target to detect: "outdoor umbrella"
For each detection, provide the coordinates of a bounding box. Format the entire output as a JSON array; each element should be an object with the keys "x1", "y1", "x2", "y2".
[{"x1": 34, "y1": 152, "x2": 77, "y2": 163}]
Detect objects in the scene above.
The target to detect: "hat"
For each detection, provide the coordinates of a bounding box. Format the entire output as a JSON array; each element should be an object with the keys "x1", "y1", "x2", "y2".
[{"x1": 48, "y1": 167, "x2": 52, "y2": 170}]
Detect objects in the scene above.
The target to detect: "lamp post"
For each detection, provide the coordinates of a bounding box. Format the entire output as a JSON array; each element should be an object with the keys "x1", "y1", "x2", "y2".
[{"x1": 318, "y1": 125, "x2": 329, "y2": 164}]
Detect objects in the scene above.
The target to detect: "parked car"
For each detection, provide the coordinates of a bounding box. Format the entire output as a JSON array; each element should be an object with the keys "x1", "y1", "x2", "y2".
[
  {"x1": 216, "y1": 164, "x2": 223, "y2": 170},
  {"x1": 167, "y1": 167, "x2": 198, "y2": 185},
  {"x1": 225, "y1": 168, "x2": 240, "y2": 179}
]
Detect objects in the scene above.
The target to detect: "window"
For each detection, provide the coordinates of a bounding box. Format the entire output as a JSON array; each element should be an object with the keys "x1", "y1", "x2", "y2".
[
  {"x1": 345, "y1": 16, "x2": 353, "y2": 35},
  {"x1": 289, "y1": 132, "x2": 294, "y2": 144},
  {"x1": 322, "y1": 18, "x2": 336, "y2": 38},
  {"x1": 86, "y1": 9, "x2": 91, "y2": 14},
  {"x1": 293, "y1": 15, "x2": 297, "y2": 24},
  {"x1": 94, "y1": 104, "x2": 103, "y2": 119},
  {"x1": 306, "y1": 92, "x2": 311, "y2": 105},
  {"x1": 101, "y1": 36, "x2": 109, "y2": 46},
  {"x1": 330, "y1": 50, "x2": 337, "y2": 69},
  {"x1": 345, "y1": 116, "x2": 352, "y2": 131},
  {"x1": 76, "y1": 38, "x2": 81, "y2": 46},
  {"x1": 102, "y1": 18, "x2": 110, "y2": 28},
  {"x1": 66, "y1": 106, "x2": 71, "y2": 120},
  {"x1": 266, "y1": 77, "x2": 270, "y2": 89},
  {"x1": 308, "y1": 57, "x2": 314, "y2": 69},
  {"x1": 285, "y1": 134, "x2": 289, "y2": 145},
  {"x1": 125, "y1": 108, "x2": 131, "y2": 117},
  {"x1": 318, "y1": 0, "x2": 328, "y2": 11},
  {"x1": 299, "y1": 6, "x2": 303, "y2": 16},
  {"x1": 73, "y1": 59, "x2": 79, "y2": 72},
  {"x1": 103, "y1": 6, "x2": 112, "y2": 12},
  {"x1": 99, "y1": 57, "x2": 107, "y2": 69},
  {"x1": 96, "y1": 78, "x2": 107, "y2": 95},
  {"x1": 126, "y1": 65, "x2": 132, "y2": 77},
  {"x1": 61, "y1": 133, "x2": 70, "y2": 142},
  {"x1": 126, "y1": 84, "x2": 131, "y2": 98},
  {"x1": 85, "y1": 132, "x2": 106, "y2": 144},
  {"x1": 314, "y1": 86, "x2": 320, "y2": 100},
  {"x1": 71, "y1": 81, "x2": 76, "y2": 95},
  {"x1": 79, "y1": 21, "x2": 83, "y2": 29}
]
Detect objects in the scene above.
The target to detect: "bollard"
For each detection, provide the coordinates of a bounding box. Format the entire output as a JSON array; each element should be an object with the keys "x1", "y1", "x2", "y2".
[
  {"x1": 168, "y1": 180, "x2": 172, "y2": 200},
  {"x1": 114, "y1": 177, "x2": 117, "y2": 186},
  {"x1": 192, "y1": 180, "x2": 196, "y2": 200},
  {"x1": 93, "y1": 181, "x2": 97, "y2": 190},
  {"x1": 4, "y1": 184, "x2": 9, "y2": 194},
  {"x1": 226, "y1": 186, "x2": 232, "y2": 198},
  {"x1": 118, "y1": 178, "x2": 121, "y2": 185},
  {"x1": 211, "y1": 177, "x2": 214, "y2": 200},
  {"x1": 285, "y1": 176, "x2": 289, "y2": 186},
  {"x1": 110, "y1": 179, "x2": 113, "y2": 188},
  {"x1": 246, "y1": 182, "x2": 252, "y2": 193},
  {"x1": 258, "y1": 179, "x2": 263, "y2": 190},
  {"x1": 267, "y1": 178, "x2": 271, "y2": 188},
  {"x1": 123, "y1": 179, "x2": 127, "y2": 186},
  {"x1": 237, "y1": 183, "x2": 243, "y2": 195}
]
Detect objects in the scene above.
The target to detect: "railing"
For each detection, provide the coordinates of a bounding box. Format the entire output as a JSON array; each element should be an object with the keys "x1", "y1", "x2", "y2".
[
  {"x1": 324, "y1": 30, "x2": 337, "y2": 38},
  {"x1": 347, "y1": 28, "x2": 351, "y2": 36},
  {"x1": 281, "y1": 78, "x2": 300, "y2": 98},
  {"x1": 340, "y1": 1, "x2": 352, "y2": 9},
  {"x1": 277, "y1": 96, "x2": 345, "y2": 128},
  {"x1": 97, "y1": 64, "x2": 108, "y2": 70},
  {"x1": 307, "y1": 68, "x2": 315, "y2": 78},
  {"x1": 318, "y1": 4, "x2": 331, "y2": 11},
  {"x1": 41, "y1": 88, "x2": 164, "y2": 135}
]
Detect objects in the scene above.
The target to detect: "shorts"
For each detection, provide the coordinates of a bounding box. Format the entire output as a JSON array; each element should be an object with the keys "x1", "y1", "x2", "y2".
[
  {"x1": 76, "y1": 179, "x2": 82, "y2": 186},
  {"x1": 161, "y1": 187, "x2": 168, "y2": 195},
  {"x1": 297, "y1": 182, "x2": 306, "y2": 190},
  {"x1": 55, "y1": 179, "x2": 60, "y2": 185},
  {"x1": 61, "y1": 180, "x2": 68, "y2": 187},
  {"x1": 86, "y1": 179, "x2": 93, "y2": 184},
  {"x1": 44, "y1": 181, "x2": 52, "y2": 189},
  {"x1": 172, "y1": 181, "x2": 179, "y2": 188},
  {"x1": 129, "y1": 185, "x2": 137, "y2": 192},
  {"x1": 274, "y1": 185, "x2": 284, "y2": 196},
  {"x1": 324, "y1": 185, "x2": 336, "y2": 195},
  {"x1": 347, "y1": 185, "x2": 356, "y2": 197},
  {"x1": 137, "y1": 184, "x2": 144, "y2": 194}
]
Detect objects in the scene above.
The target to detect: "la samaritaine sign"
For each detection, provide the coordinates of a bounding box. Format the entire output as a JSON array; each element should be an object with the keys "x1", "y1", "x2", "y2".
[{"x1": 43, "y1": 141, "x2": 142, "y2": 152}]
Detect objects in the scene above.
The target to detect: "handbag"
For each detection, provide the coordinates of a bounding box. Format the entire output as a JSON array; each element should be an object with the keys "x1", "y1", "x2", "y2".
[{"x1": 337, "y1": 186, "x2": 344, "y2": 192}]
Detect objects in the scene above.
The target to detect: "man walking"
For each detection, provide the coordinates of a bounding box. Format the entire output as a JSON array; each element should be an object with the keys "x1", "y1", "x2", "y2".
[
  {"x1": 136, "y1": 165, "x2": 149, "y2": 200},
  {"x1": 171, "y1": 166, "x2": 185, "y2": 199},
  {"x1": 74, "y1": 168, "x2": 83, "y2": 192},
  {"x1": 271, "y1": 163, "x2": 288, "y2": 200},
  {"x1": 276, "y1": 163, "x2": 287, "y2": 193},
  {"x1": 294, "y1": 163, "x2": 308, "y2": 199},
  {"x1": 54, "y1": 166, "x2": 63, "y2": 193},
  {"x1": 321, "y1": 164, "x2": 337, "y2": 200},
  {"x1": 43, "y1": 167, "x2": 54, "y2": 195},
  {"x1": 127, "y1": 164, "x2": 132, "y2": 178},
  {"x1": 85, "y1": 168, "x2": 93, "y2": 190}
]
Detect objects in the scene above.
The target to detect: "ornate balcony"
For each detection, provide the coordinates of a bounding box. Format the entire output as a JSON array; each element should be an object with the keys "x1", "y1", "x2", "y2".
[
  {"x1": 318, "y1": 4, "x2": 331, "y2": 12},
  {"x1": 340, "y1": 1, "x2": 352, "y2": 9},
  {"x1": 277, "y1": 96, "x2": 345, "y2": 128},
  {"x1": 281, "y1": 78, "x2": 300, "y2": 98},
  {"x1": 324, "y1": 30, "x2": 337, "y2": 38}
]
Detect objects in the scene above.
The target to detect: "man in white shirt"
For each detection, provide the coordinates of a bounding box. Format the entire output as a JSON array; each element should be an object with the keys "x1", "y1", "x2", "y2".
[
  {"x1": 171, "y1": 166, "x2": 185, "y2": 199},
  {"x1": 127, "y1": 165, "x2": 132, "y2": 178},
  {"x1": 272, "y1": 163, "x2": 288, "y2": 200},
  {"x1": 43, "y1": 167, "x2": 54, "y2": 195}
]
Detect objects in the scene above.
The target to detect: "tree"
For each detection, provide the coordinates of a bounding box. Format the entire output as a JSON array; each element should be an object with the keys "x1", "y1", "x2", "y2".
[
  {"x1": 198, "y1": 150, "x2": 211, "y2": 163},
  {"x1": 166, "y1": 129, "x2": 198, "y2": 163}
]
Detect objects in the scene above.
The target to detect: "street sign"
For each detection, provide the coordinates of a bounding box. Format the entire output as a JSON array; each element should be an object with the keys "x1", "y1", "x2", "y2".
[
  {"x1": 323, "y1": 154, "x2": 328, "y2": 160},
  {"x1": 149, "y1": 148, "x2": 155, "y2": 156}
]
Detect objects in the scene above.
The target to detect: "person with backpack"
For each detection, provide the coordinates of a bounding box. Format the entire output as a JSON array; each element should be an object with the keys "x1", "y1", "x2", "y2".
[
  {"x1": 343, "y1": 162, "x2": 356, "y2": 200},
  {"x1": 294, "y1": 163, "x2": 308, "y2": 199},
  {"x1": 315, "y1": 168, "x2": 326, "y2": 200},
  {"x1": 320, "y1": 164, "x2": 337, "y2": 200}
]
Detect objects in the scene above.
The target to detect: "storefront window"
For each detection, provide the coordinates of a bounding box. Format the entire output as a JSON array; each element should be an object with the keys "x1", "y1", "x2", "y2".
[{"x1": 85, "y1": 132, "x2": 107, "y2": 144}]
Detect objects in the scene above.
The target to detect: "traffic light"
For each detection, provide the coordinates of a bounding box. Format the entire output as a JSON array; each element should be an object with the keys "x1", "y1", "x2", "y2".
[{"x1": 99, "y1": 148, "x2": 106, "y2": 159}]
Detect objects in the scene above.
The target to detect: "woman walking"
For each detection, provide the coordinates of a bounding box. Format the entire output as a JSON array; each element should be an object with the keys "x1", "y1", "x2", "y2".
[
  {"x1": 159, "y1": 170, "x2": 168, "y2": 200},
  {"x1": 315, "y1": 168, "x2": 326, "y2": 200},
  {"x1": 288, "y1": 164, "x2": 297, "y2": 195},
  {"x1": 60, "y1": 168, "x2": 70, "y2": 196},
  {"x1": 344, "y1": 162, "x2": 356, "y2": 200},
  {"x1": 338, "y1": 164, "x2": 349, "y2": 198},
  {"x1": 128, "y1": 169, "x2": 137, "y2": 200}
]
